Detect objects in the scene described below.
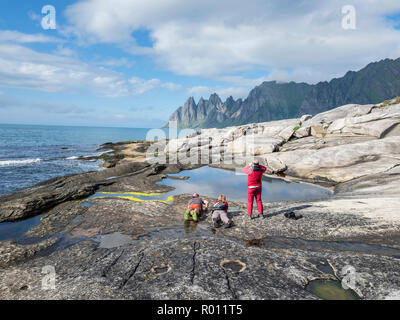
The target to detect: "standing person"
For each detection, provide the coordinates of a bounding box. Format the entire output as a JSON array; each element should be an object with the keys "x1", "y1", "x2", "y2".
[
  {"x1": 211, "y1": 194, "x2": 233, "y2": 229},
  {"x1": 242, "y1": 160, "x2": 267, "y2": 219},
  {"x1": 184, "y1": 193, "x2": 209, "y2": 222}
]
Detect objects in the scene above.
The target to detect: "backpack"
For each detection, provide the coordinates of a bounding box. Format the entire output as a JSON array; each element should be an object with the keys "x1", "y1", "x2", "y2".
[
  {"x1": 212, "y1": 201, "x2": 227, "y2": 211},
  {"x1": 252, "y1": 164, "x2": 263, "y2": 172}
]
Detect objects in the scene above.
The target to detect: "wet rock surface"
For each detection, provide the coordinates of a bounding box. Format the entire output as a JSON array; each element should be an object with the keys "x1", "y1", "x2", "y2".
[
  {"x1": 1, "y1": 177, "x2": 399, "y2": 299},
  {"x1": 1, "y1": 235, "x2": 400, "y2": 300}
]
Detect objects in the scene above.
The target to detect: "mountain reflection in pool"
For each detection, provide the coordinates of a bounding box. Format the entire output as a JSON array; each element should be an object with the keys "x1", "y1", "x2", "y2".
[{"x1": 158, "y1": 166, "x2": 332, "y2": 202}]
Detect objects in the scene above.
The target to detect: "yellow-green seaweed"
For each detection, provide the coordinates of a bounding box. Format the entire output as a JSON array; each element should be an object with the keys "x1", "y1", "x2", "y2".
[
  {"x1": 89, "y1": 192, "x2": 174, "y2": 204},
  {"x1": 99, "y1": 191, "x2": 167, "y2": 196}
]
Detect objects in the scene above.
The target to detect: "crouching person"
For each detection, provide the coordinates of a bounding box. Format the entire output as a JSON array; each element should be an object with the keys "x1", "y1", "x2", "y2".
[
  {"x1": 211, "y1": 194, "x2": 233, "y2": 228},
  {"x1": 184, "y1": 193, "x2": 209, "y2": 222}
]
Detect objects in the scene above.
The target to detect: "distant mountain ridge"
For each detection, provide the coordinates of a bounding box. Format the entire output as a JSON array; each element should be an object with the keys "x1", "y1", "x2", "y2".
[{"x1": 167, "y1": 57, "x2": 400, "y2": 128}]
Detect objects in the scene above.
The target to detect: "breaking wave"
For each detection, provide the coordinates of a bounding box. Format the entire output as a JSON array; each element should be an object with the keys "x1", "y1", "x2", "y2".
[{"x1": 0, "y1": 158, "x2": 41, "y2": 166}]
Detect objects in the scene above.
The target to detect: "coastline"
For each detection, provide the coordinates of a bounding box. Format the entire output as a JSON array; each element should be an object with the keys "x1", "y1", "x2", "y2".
[{"x1": 1, "y1": 99, "x2": 400, "y2": 300}]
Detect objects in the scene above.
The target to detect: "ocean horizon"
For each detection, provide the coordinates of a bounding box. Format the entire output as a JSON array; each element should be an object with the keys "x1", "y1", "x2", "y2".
[{"x1": 0, "y1": 123, "x2": 159, "y2": 196}]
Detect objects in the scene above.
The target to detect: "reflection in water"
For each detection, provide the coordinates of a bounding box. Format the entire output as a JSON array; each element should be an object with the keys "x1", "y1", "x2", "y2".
[
  {"x1": 158, "y1": 166, "x2": 332, "y2": 202},
  {"x1": 0, "y1": 214, "x2": 44, "y2": 242},
  {"x1": 184, "y1": 220, "x2": 198, "y2": 235},
  {"x1": 87, "y1": 166, "x2": 331, "y2": 205}
]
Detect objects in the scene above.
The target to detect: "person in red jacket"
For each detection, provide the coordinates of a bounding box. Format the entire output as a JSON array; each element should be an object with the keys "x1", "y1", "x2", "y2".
[{"x1": 241, "y1": 160, "x2": 267, "y2": 219}]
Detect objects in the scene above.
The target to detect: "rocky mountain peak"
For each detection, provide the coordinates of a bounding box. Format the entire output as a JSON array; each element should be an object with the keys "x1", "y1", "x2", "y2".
[{"x1": 167, "y1": 57, "x2": 400, "y2": 128}]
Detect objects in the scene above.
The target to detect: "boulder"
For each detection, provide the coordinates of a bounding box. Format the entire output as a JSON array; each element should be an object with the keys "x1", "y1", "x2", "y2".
[
  {"x1": 278, "y1": 126, "x2": 296, "y2": 142},
  {"x1": 327, "y1": 104, "x2": 400, "y2": 138},
  {"x1": 223, "y1": 135, "x2": 283, "y2": 157},
  {"x1": 310, "y1": 125, "x2": 329, "y2": 138},
  {"x1": 294, "y1": 126, "x2": 311, "y2": 138},
  {"x1": 304, "y1": 104, "x2": 376, "y2": 127},
  {"x1": 264, "y1": 156, "x2": 287, "y2": 174},
  {"x1": 300, "y1": 114, "x2": 312, "y2": 123},
  {"x1": 272, "y1": 136, "x2": 400, "y2": 183},
  {"x1": 258, "y1": 119, "x2": 300, "y2": 137}
]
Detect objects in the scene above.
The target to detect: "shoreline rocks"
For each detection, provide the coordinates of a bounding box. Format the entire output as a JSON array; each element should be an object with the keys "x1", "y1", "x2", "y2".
[{"x1": 1, "y1": 99, "x2": 400, "y2": 300}]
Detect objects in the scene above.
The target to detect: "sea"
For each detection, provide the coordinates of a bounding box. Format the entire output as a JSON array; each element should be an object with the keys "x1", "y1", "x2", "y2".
[{"x1": 0, "y1": 124, "x2": 156, "y2": 197}]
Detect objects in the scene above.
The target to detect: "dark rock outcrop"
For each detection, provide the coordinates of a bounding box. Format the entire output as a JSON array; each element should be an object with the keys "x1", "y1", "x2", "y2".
[{"x1": 0, "y1": 162, "x2": 151, "y2": 223}]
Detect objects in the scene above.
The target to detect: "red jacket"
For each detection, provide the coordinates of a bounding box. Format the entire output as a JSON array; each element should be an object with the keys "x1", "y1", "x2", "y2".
[
  {"x1": 213, "y1": 201, "x2": 229, "y2": 212},
  {"x1": 242, "y1": 164, "x2": 266, "y2": 187}
]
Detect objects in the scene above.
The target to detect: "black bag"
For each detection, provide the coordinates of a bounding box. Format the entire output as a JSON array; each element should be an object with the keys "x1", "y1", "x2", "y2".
[{"x1": 252, "y1": 164, "x2": 263, "y2": 172}]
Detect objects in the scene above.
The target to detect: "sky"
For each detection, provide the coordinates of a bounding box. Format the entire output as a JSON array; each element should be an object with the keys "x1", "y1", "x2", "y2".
[{"x1": 0, "y1": 0, "x2": 399, "y2": 128}]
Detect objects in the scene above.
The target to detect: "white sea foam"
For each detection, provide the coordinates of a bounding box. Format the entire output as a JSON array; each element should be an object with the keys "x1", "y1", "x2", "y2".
[
  {"x1": 66, "y1": 156, "x2": 79, "y2": 160},
  {"x1": 0, "y1": 158, "x2": 41, "y2": 166}
]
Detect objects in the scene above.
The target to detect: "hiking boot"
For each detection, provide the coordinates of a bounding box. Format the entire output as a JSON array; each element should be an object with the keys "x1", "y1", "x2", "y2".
[
  {"x1": 258, "y1": 213, "x2": 266, "y2": 219},
  {"x1": 184, "y1": 210, "x2": 191, "y2": 221},
  {"x1": 188, "y1": 210, "x2": 197, "y2": 222},
  {"x1": 223, "y1": 220, "x2": 233, "y2": 229},
  {"x1": 213, "y1": 218, "x2": 221, "y2": 228},
  {"x1": 248, "y1": 214, "x2": 256, "y2": 220}
]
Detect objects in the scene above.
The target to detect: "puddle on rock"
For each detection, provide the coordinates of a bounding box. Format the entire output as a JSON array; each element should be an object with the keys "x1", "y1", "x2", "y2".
[
  {"x1": 247, "y1": 236, "x2": 400, "y2": 257},
  {"x1": 220, "y1": 259, "x2": 247, "y2": 273},
  {"x1": 139, "y1": 221, "x2": 219, "y2": 241},
  {"x1": 0, "y1": 213, "x2": 45, "y2": 242},
  {"x1": 88, "y1": 165, "x2": 331, "y2": 207},
  {"x1": 151, "y1": 264, "x2": 171, "y2": 275},
  {"x1": 81, "y1": 201, "x2": 95, "y2": 207},
  {"x1": 158, "y1": 166, "x2": 332, "y2": 202},
  {"x1": 154, "y1": 266, "x2": 168, "y2": 274},
  {"x1": 93, "y1": 232, "x2": 135, "y2": 249},
  {"x1": 306, "y1": 279, "x2": 360, "y2": 300},
  {"x1": 33, "y1": 233, "x2": 89, "y2": 257},
  {"x1": 245, "y1": 239, "x2": 264, "y2": 247}
]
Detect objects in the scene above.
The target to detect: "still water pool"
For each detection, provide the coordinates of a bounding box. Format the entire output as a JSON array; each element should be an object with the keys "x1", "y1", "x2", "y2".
[{"x1": 158, "y1": 166, "x2": 332, "y2": 203}]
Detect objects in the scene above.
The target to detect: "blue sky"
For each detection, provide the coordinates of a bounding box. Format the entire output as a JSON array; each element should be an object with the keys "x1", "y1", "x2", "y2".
[{"x1": 0, "y1": 0, "x2": 399, "y2": 128}]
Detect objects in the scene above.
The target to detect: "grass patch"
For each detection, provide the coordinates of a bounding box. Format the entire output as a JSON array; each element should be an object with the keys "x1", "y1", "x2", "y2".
[
  {"x1": 293, "y1": 126, "x2": 301, "y2": 132},
  {"x1": 381, "y1": 96, "x2": 400, "y2": 108}
]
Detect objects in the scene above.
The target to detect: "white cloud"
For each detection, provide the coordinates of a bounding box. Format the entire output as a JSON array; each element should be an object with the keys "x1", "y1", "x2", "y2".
[
  {"x1": 0, "y1": 94, "x2": 92, "y2": 114},
  {"x1": 65, "y1": 0, "x2": 400, "y2": 83},
  {"x1": 53, "y1": 45, "x2": 77, "y2": 57},
  {"x1": 218, "y1": 76, "x2": 269, "y2": 87},
  {"x1": 129, "y1": 77, "x2": 161, "y2": 94},
  {"x1": 187, "y1": 86, "x2": 213, "y2": 97},
  {"x1": 0, "y1": 30, "x2": 61, "y2": 43},
  {"x1": 27, "y1": 11, "x2": 41, "y2": 23},
  {"x1": 0, "y1": 43, "x2": 182, "y2": 97},
  {"x1": 162, "y1": 82, "x2": 183, "y2": 91},
  {"x1": 216, "y1": 87, "x2": 252, "y2": 100},
  {"x1": 94, "y1": 57, "x2": 135, "y2": 68}
]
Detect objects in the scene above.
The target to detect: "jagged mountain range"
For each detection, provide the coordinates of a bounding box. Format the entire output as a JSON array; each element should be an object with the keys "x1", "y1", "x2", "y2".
[{"x1": 167, "y1": 57, "x2": 400, "y2": 128}]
